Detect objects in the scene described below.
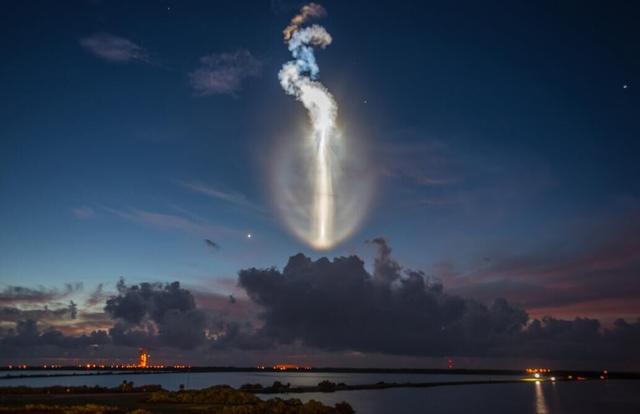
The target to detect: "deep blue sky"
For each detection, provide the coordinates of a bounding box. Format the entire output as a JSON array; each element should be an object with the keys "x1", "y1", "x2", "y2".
[{"x1": 1, "y1": 0, "x2": 639, "y2": 353}]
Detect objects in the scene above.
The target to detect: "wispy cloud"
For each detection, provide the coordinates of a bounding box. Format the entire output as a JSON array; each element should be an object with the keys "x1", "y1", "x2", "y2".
[
  {"x1": 80, "y1": 33, "x2": 149, "y2": 63},
  {"x1": 0, "y1": 303, "x2": 79, "y2": 323},
  {"x1": 441, "y1": 211, "x2": 640, "y2": 321},
  {"x1": 103, "y1": 206, "x2": 238, "y2": 237},
  {"x1": 417, "y1": 197, "x2": 458, "y2": 206},
  {"x1": 71, "y1": 206, "x2": 96, "y2": 220},
  {"x1": 84, "y1": 284, "x2": 108, "y2": 308},
  {"x1": 377, "y1": 139, "x2": 460, "y2": 187},
  {"x1": 177, "y1": 181, "x2": 262, "y2": 211},
  {"x1": 0, "y1": 284, "x2": 82, "y2": 305},
  {"x1": 204, "y1": 239, "x2": 220, "y2": 251},
  {"x1": 188, "y1": 50, "x2": 262, "y2": 96}
]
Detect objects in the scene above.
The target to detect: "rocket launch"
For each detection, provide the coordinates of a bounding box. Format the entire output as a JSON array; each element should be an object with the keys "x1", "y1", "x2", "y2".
[{"x1": 275, "y1": 3, "x2": 372, "y2": 250}]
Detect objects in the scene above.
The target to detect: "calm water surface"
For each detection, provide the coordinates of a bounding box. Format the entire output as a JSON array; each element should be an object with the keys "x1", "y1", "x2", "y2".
[
  {"x1": 1, "y1": 371, "x2": 639, "y2": 413},
  {"x1": 281, "y1": 380, "x2": 640, "y2": 414},
  {"x1": 0, "y1": 371, "x2": 518, "y2": 389}
]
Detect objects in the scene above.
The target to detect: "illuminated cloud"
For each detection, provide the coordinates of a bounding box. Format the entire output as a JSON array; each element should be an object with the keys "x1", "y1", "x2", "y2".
[
  {"x1": 177, "y1": 180, "x2": 261, "y2": 211},
  {"x1": 237, "y1": 239, "x2": 640, "y2": 361},
  {"x1": 80, "y1": 33, "x2": 149, "y2": 63},
  {"x1": 1, "y1": 239, "x2": 638, "y2": 364},
  {"x1": 444, "y1": 213, "x2": 640, "y2": 321},
  {"x1": 282, "y1": 2, "x2": 326, "y2": 40},
  {"x1": 71, "y1": 206, "x2": 96, "y2": 220},
  {"x1": 0, "y1": 303, "x2": 77, "y2": 323},
  {"x1": 189, "y1": 50, "x2": 262, "y2": 96}
]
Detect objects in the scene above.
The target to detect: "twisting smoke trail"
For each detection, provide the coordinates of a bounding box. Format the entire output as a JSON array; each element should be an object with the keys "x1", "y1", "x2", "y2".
[
  {"x1": 279, "y1": 5, "x2": 337, "y2": 249},
  {"x1": 282, "y1": 2, "x2": 326, "y2": 41},
  {"x1": 275, "y1": 3, "x2": 372, "y2": 250}
]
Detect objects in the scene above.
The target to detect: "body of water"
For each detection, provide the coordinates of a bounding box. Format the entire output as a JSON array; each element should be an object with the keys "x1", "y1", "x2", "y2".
[
  {"x1": 0, "y1": 370, "x2": 518, "y2": 389},
  {"x1": 1, "y1": 371, "x2": 639, "y2": 413},
  {"x1": 281, "y1": 380, "x2": 640, "y2": 414}
]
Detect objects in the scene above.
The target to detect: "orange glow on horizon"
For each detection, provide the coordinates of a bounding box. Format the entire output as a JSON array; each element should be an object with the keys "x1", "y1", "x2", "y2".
[{"x1": 272, "y1": 363, "x2": 312, "y2": 371}]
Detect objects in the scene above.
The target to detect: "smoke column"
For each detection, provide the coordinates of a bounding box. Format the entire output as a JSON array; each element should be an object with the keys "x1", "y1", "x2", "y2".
[
  {"x1": 275, "y1": 3, "x2": 371, "y2": 250},
  {"x1": 283, "y1": 2, "x2": 326, "y2": 41},
  {"x1": 279, "y1": 4, "x2": 336, "y2": 249}
]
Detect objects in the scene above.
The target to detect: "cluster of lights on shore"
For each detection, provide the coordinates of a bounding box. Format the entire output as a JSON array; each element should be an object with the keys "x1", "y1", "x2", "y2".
[
  {"x1": 524, "y1": 367, "x2": 609, "y2": 382},
  {"x1": 6, "y1": 362, "x2": 610, "y2": 381},
  {"x1": 6, "y1": 364, "x2": 191, "y2": 370}
]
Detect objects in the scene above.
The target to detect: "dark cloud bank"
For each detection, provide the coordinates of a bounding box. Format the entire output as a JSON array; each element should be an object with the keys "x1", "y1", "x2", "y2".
[
  {"x1": 1, "y1": 239, "x2": 638, "y2": 366},
  {"x1": 237, "y1": 239, "x2": 639, "y2": 362}
]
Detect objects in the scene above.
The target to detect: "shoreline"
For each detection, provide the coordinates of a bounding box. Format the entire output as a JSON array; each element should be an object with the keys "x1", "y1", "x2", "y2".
[
  {"x1": 0, "y1": 376, "x2": 631, "y2": 396},
  {"x1": 2, "y1": 367, "x2": 638, "y2": 381},
  {"x1": 1, "y1": 379, "x2": 636, "y2": 413}
]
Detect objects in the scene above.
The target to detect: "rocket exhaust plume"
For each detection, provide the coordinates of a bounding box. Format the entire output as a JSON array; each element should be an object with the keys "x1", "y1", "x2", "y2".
[
  {"x1": 275, "y1": 3, "x2": 372, "y2": 250},
  {"x1": 283, "y1": 2, "x2": 326, "y2": 41}
]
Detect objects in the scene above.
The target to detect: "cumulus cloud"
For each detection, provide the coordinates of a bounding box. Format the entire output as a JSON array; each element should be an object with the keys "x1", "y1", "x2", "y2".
[
  {"x1": 0, "y1": 279, "x2": 248, "y2": 357},
  {"x1": 104, "y1": 279, "x2": 207, "y2": 349},
  {"x1": 189, "y1": 50, "x2": 262, "y2": 96},
  {"x1": 238, "y1": 239, "x2": 640, "y2": 361},
  {"x1": 0, "y1": 280, "x2": 236, "y2": 361},
  {"x1": 80, "y1": 33, "x2": 149, "y2": 63},
  {"x1": 1, "y1": 241, "x2": 638, "y2": 366}
]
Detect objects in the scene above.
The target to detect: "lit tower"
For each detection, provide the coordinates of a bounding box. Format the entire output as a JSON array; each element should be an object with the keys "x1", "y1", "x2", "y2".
[{"x1": 138, "y1": 348, "x2": 149, "y2": 368}]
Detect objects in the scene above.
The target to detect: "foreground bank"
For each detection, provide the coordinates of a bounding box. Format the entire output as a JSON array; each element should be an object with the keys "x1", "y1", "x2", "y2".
[{"x1": 0, "y1": 385, "x2": 354, "y2": 414}]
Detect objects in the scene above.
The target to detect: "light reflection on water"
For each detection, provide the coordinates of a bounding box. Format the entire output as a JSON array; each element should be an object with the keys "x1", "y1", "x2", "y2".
[
  {"x1": 275, "y1": 380, "x2": 640, "y2": 414},
  {"x1": 534, "y1": 381, "x2": 549, "y2": 414}
]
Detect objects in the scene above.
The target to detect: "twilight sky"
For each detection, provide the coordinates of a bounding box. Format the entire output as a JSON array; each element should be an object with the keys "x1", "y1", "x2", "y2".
[{"x1": 1, "y1": 0, "x2": 639, "y2": 369}]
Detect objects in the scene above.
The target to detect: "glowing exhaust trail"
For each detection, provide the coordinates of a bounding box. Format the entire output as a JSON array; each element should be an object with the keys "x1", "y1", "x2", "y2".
[
  {"x1": 314, "y1": 126, "x2": 332, "y2": 246},
  {"x1": 275, "y1": 3, "x2": 372, "y2": 250},
  {"x1": 279, "y1": 4, "x2": 337, "y2": 249}
]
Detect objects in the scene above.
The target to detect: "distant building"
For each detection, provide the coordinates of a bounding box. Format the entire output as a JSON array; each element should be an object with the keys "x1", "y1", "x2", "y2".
[{"x1": 138, "y1": 348, "x2": 149, "y2": 368}]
